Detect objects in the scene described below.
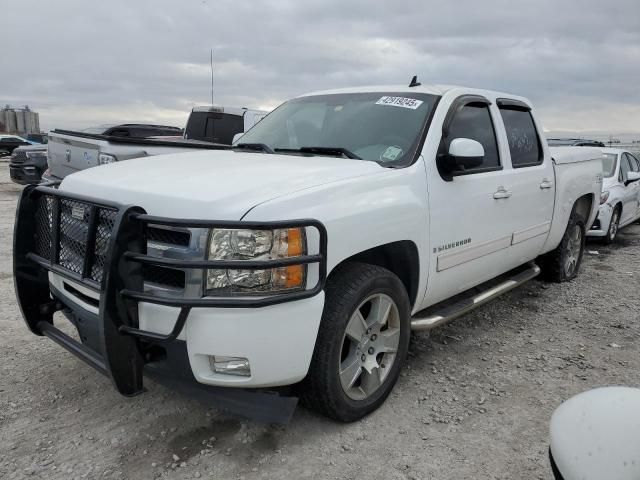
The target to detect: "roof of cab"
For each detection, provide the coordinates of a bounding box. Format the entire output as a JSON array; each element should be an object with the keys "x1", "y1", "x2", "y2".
[
  {"x1": 297, "y1": 84, "x2": 533, "y2": 106},
  {"x1": 300, "y1": 84, "x2": 455, "y2": 97}
]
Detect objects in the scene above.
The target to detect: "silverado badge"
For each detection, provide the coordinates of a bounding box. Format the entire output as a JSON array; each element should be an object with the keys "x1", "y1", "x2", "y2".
[{"x1": 433, "y1": 238, "x2": 471, "y2": 254}]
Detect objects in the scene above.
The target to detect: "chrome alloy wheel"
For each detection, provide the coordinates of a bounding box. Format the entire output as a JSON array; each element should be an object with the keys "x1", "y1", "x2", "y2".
[
  {"x1": 339, "y1": 293, "x2": 401, "y2": 401},
  {"x1": 564, "y1": 224, "x2": 583, "y2": 277}
]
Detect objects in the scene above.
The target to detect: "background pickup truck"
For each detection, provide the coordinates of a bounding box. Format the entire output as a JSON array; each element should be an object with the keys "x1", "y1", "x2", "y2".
[
  {"x1": 45, "y1": 106, "x2": 267, "y2": 181},
  {"x1": 14, "y1": 83, "x2": 602, "y2": 423}
]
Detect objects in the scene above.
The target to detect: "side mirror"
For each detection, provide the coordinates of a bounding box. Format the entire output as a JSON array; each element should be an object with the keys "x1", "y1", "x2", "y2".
[
  {"x1": 438, "y1": 138, "x2": 485, "y2": 178},
  {"x1": 625, "y1": 171, "x2": 640, "y2": 186},
  {"x1": 232, "y1": 133, "x2": 244, "y2": 145}
]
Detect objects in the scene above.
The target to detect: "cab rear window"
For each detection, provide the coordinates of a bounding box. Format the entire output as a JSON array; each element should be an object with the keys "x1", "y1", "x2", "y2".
[{"x1": 499, "y1": 107, "x2": 543, "y2": 168}]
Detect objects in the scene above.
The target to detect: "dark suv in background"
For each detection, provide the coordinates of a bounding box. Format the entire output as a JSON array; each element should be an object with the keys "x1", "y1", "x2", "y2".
[{"x1": 9, "y1": 144, "x2": 49, "y2": 185}]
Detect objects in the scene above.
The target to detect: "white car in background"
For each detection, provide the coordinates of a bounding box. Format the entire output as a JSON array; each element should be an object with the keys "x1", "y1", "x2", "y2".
[{"x1": 588, "y1": 148, "x2": 640, "y2": 243}]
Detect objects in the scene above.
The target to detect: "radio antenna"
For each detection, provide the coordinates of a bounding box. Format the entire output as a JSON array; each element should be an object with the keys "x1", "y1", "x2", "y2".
[{"x1": 210, "y1": 48, "x2": 215, "y2": 105}]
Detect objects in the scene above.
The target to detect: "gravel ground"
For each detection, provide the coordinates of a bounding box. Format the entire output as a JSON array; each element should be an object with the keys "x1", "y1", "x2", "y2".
[{"x1": 1, "y1": 161, "x2": 639, "y2": 480}]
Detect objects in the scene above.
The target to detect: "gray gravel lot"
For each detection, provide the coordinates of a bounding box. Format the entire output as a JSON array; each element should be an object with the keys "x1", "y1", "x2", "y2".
[{"x1": 1, "y1": 161, "x2": 639, "y2": 480}]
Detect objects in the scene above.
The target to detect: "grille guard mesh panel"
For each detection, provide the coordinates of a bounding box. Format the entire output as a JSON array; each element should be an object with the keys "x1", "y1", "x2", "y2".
[{"x1": 34, "y1": 194, "x2": 118, "y2": 284}]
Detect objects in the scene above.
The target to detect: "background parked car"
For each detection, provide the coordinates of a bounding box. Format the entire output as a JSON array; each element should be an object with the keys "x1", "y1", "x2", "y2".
[
  {"x1": 9, "y1": 144, "x2": 48, "y2": 185},
  {"x1": 80, "y1": 123, "x2": 184, "y2": 138},
  {"x1": 9, "y1": 124, "x2": 183, "y2": 185},
  {"x1": 588, "y1": 148, "x2": 640, "y2": 243},
  {"x1": 44, "y1": 107, "x2": 268, "y2": 181},
  {"x1": 547, "y1": 138, "x2": 606, "y2": 147},
  {"x1": 26, "y1": 133, "x2": 48, "y2": 144},
  {"x1": 0, "y1": 134, "x2": 35, "y2": 156},
  {"x1": 184, "y1": 106, "x2": 267, "y2": 143}
]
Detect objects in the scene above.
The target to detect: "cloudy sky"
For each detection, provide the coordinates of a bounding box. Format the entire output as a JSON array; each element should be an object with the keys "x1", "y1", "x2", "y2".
[{"x1": 2, "y1": 0, "x2": 639, "y2": 135}]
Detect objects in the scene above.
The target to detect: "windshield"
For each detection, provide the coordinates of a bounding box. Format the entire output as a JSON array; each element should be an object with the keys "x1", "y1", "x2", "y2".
[
  {"x1": 237, "y1": 92, "x2": 439, "y2": 165},
  {"x1": 602, "y1": 153, "x2": 617, "y2": 177}
]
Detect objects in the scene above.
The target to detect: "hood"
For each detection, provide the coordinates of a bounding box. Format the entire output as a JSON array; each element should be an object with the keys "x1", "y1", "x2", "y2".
[{"x1": 60, "y1": 150, "x2": 384, "y2": 219}]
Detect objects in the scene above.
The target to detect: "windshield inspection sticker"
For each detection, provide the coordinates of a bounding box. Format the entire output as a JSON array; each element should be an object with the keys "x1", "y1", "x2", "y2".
[
  {"x1": 381, "y1": 146, "x2": 403, "y2": 162},
  {"x1": 375, "y1": 96, "x2": 423, "y2": 109}
]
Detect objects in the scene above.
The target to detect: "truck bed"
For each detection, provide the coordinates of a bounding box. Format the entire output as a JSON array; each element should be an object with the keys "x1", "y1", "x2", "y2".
[
  {"x1": 47, "y1": 129, "x2": 231, "y2": 180},
  {"x1": 542, "y1": 146, "x2": 603, "y2": 253}
]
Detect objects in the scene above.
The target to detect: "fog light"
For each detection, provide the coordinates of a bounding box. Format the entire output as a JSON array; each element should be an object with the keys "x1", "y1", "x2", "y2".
[{"x1": 210, "y1": 356, "x2": 251, "y2": 377}]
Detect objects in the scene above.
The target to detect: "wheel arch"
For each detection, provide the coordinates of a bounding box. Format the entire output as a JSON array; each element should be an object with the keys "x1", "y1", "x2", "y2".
[
  {"x1": 613, "y1": 201, "x2": 623, "y2": 215},
  {"x1": 329, "y1": 240, "x2": 420, "y2": 308},
  {"x1": 573, "y1": 193, "x2": 594, "y2": 225}
]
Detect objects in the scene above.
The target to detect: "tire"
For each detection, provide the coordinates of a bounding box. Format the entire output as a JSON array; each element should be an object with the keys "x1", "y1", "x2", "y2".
[
  {"x1": 539, "y1": 211, "x2": 586, "y2": 282},
  {"x1": 602, "y1": 206, "x2": 621, "y2": 245},
  {"x1": 301, "y1": 262, "x2": 411, "y2": 422}
]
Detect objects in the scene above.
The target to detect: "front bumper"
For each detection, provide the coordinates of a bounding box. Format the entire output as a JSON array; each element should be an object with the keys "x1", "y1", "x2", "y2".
[
  {"x1": 9, "y1": 163, "x2": 45, "y2": 185},
  {"x1": 53, "y1": 273, "x2": 325, "y2": 387},
  {"x1": 13, "y1": 185, "x2": 327, "y2": 418},
  {"x1": 587, "y1": 203, "x2": 613, "y2": 237}
]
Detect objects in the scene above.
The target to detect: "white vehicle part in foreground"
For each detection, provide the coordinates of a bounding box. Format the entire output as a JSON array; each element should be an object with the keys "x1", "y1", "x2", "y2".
[{"x1": 550, "y1": 386, "x2": 640, "y2": 480}]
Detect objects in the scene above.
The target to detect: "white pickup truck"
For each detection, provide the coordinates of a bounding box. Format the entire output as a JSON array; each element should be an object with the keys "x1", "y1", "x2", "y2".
[
  {"x1": 14, "y1": 82, "x2": 602, "y2": 422},
  {"x1": 45, "y1": 107, "x2": 267, "y2": 181}
]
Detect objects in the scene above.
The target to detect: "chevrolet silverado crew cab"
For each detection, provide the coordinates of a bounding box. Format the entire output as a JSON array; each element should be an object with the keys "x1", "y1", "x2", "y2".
[{"x1": 14, "y1": 82, "x2": 602, "y2": 422}]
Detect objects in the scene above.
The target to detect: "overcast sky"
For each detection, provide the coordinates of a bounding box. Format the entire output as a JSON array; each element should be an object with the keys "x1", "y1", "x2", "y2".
[{"x1": 2, "y1": 0, "x2": 639, "y2": 134}]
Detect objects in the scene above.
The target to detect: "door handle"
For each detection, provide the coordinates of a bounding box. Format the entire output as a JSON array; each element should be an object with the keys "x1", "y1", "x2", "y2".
[
  {"x1": 540, "y1": 179, "x2": 553, "y2": 189},
  {"x1": 493, "y1": 187, "x2": 512, "y2": 199}
]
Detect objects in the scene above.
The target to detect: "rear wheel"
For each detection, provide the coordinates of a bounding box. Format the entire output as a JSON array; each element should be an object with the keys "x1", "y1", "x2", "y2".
[
  {"x1": 301, "y1": 263, "x2": 410, "y2": 422},
  {"x1": 540, "y1": 211, "x2": 586, "y2": 282},
  {"x1": 603, "y1": 206, "x2": 620, "y2": 244}
]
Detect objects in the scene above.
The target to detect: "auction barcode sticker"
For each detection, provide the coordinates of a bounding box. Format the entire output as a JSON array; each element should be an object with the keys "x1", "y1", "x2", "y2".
[{"x1": 375, "y1": 96, "x2": 423, "y2": 109}]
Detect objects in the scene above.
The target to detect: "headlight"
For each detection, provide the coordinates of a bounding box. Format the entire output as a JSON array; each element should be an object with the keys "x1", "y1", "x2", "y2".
[
  {"x1": 600, "y1": 190, "x2": 610, "y2": 205},
  {"x1": 98, "y1": 153, "x2": 117, "y2": 165},
  {"x1": 206, "y1": 228, "x2": 306, "y2": 295},
  {"x1": 26, "y1": 151, "x2": 47, "y2": 160}
]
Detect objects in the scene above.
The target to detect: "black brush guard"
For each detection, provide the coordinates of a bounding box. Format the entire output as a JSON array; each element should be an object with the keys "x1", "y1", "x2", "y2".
[{"x1": 13, "y1": 184, "x2": 327, "y2": 423}]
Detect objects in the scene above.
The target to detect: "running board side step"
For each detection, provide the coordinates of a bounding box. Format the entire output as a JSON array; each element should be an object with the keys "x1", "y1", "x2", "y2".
[{"x1": 411, "y1": 263, "x2": 541, "y2": 331}]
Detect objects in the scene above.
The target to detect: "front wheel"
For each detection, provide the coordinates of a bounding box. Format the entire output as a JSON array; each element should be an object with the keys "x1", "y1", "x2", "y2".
[
  {"x1": 301, "y1": 263, "x2": 411, "y2": 422},
  {"x1": 603, "y1": 207, "x2": 620, "y2": 245},
  {"x1": 540, "y1": 211, "x2": 586, "y2": 282}
]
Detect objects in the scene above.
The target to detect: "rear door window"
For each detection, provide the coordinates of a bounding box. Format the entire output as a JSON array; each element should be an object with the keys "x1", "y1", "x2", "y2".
[
  {"x1": 499, "y1": 107, "x2": 542, "y2": 168},
  {"x1": 445, "y1": 103, "x2": 500, "y2": 172}
]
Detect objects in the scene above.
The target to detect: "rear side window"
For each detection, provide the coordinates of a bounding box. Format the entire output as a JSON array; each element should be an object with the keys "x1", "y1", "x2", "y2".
[
  {"x1": 446, "y1": 103, "x2": 500, "y2": 171},
  {"x1": 499, "y1": 108, "x2": 542, "y2": 168},
  {"x1": 204, "y1": 114, "x2": 244, "y2": 144},
  {"x1": 186, "y1": 112, "x2": 245, "y2": 144}
]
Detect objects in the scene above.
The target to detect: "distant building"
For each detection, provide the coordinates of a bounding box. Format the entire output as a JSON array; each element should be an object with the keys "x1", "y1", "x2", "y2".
[{"x1": 0, "y1": 105, "x2": 40, "y2": 134}]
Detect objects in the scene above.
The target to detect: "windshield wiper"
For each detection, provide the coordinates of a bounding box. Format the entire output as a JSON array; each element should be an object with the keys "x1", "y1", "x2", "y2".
[
  {"x1": 274, "y1": 146, "x2": 361, "y2": 160},
  {"x1": 233, "y1": 143, "x2": 274, "y2": 154}
]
